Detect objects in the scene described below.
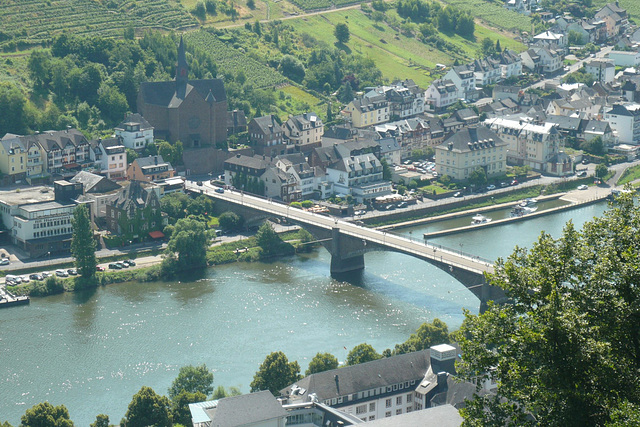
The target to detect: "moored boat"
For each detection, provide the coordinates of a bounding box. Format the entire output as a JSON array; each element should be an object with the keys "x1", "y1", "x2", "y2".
[{"x1": 471, "y1": 214, "x2": 492, "y2": 225}]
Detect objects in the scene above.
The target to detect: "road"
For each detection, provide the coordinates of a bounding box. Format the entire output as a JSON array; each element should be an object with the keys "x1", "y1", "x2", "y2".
[
  {"x1": 187, "y1": 181, "x2": 494, "y2": 276},
  {"x1": 528, "y1": 46, "x2": 613, "y2": 90}
]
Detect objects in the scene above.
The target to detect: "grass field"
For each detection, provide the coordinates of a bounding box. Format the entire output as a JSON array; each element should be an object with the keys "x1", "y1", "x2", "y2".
[
  {"x1": 442, "y1": 0, "x2": 532, "y2": 33},
  {"x1": 617, "y1": 164, "x2": 640, "y2": 186},
  {"x1": 289, "y1": 9, "x2": 526, "y2": 87}
]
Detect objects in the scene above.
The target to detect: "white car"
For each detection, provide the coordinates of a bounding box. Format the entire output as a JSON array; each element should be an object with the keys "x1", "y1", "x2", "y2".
[
  {"x1": 577, "y1": 184, "x2": 588, "y2": 190},
  {"x1": 0, "y1": 258, "x2": 9, "y2": 265},
  {"x1": 55, "y1": 269, "x2": 69, "y2": 277}
]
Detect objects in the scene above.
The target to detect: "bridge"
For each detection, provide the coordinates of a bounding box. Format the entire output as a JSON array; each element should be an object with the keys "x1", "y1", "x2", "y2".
[{"x1": 188, "y1": 182, "x2": 505, "y2": 308}]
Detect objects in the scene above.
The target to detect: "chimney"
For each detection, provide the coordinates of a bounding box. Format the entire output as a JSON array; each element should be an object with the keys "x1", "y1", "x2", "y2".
[
  {"x1": 334, "y1": 374, "x2": 340, "y2": 393},
  {"x1": 154, "y1": 156, "x2": 158, "y2": 165},
  {"x1": 430, "y1": 344, "x2": 457, "y2": 375}
]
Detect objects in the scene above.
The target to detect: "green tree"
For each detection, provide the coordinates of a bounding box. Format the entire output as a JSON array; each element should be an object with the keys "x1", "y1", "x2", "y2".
[
  {"x1": 580, "y1": 136, "x2": 604, "y2": 156},
  {"x1": 123, "y1": 386, "x2": 172, "y2": 427},
  {"x1": 336, "y1": 81, "x2": 354, "y2": 103},
  {"x1": 404, "y1": 318, "x2": 450, "y2": 352},
  {"x1": 218, "y1": 211, "x2": 242, "y2": 231},
  {"x1": 255, "y1": 222, "x2": 282, "y2": 256},
  {"x1": 568, "y1": 30, "x2": 585, "y2": 46},
  {"x1": 211, "y1": 385, "x2": 242, "y2": 399},
  {"x1": 250, "y1": 351, "x2": 301, "y2": 396},
  {"x1": 171, "y1": 391, "x2": 206, "y2": 426},
  {"x1": 347, "y1": 343, "x2": 381, "y2": 366},
  {"x1": 278, "y1": 55, "x2": 305, "y2": 83},
  {"x1": 380, "y1": 157, "x2": 392, "y2": 180},
  {"x1": 306, "y1": 352, "x2": 339, "y2": 376},
  {"x1": 168, "y1": 364, "x2": 214, "y2": 400},
  {"x1": 28, "y1": 50, "x2": 52, "y2": 90},
  {"x1": 456, "y1": 195, "x2": 640, "y2": 426},
  {"x1": 71, "y1": 204, "x2": 96, "y2": 283},
  {"x1": 595, "y1": 163, "x2": 609, "y2": 179},
  {"x1": 334, "y1": 23, "x2": 350, "y2": 44},
  {"x1": 162, "y1": 217, "x2": 209, "y2": 273},
  {"x1": 468, "y1": 167, "x2": 487, "y2": 188},
  {"x1": 0, "y1": 82, "x2": 31, "y2": 135},
  {"x1": 20, "y1": 402, "x2": 74, "y2": 427},
  {"x1": 480, "y1": 37, "x2": 495, "y2": 56},
  {"x1": 89, "y1": 414, "x2": 108, "y2": 427}
]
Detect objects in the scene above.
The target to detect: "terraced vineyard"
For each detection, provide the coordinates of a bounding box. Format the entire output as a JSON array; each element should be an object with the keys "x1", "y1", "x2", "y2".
[
  {"x1": 0, "y1": 0, "x2": 196, "y2": 49},
  {"x1": 442, "y1": 0, "x2": 532, "y2": 33},
  {"x1": 184, "y1": 30, "x2": 287, "y2": 87}
]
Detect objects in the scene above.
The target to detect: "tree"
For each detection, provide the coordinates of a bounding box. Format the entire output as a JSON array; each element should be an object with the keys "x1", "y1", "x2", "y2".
[
  {"x1": 218, "y1": 211, "x2": 242, "y2": 231},
  {"x1": 306, "y1": 352, "x2": 339, "y2": 375},
  {"x1": 495, "y1": 39, "x2": 501, "y2": 53},
  {"x1": 255, "y1": 222, "x2": 282, "y2": 256},
  {"x1": 336, "y1": 81, "x2": 354, "y2": 103},
  {"x1": 162, "y1": 217, "x2": 209, "y2": 272},
  {"x1": 71, "y1": 204, "x2": 96, "y2": 283},
  {"x1": 278, "y1": 55, "x2": 305, "y2": 83},
  {"x1": 211, "y1": 385, "x2": 242, "y2": 399},
  {"x1": 580, "y1": 136, "x2": 604, "y2": 156},
  {"x1": 404, "y1": 318, "x2": 450, "y2": 352},
  {"x1": 89, "y1": 414, "x2": 109, "y2": 427},
  {"x1": 480, "y1": 37, "x2": 495, "y2": 56},
  {"x1": 0, "y1": 82, "x2": 31, "y2": 135},
  {"x1": 380, "y1": 157, "x2": 392, "y2": 181},
  {"x1": 250, "y1": 351, "x2": 301, "y2": 395},
  {"x1": 456, "y1": 195, "x2": 640, "y2": 426},
  {"x1": 468, "y1": 167, "x2": 487, "y2": 187},
  {"x1": 568, "y1": 30, "x2": 585, "y2": 46},
  {"x1": 346, "y1": 343, "x2": 381, "y2": 366},
  {"x1": 171, "y1": 390, "x2": 206, "y2": 426},
  {"x1": 247, "y1": 0, "x2": 255, "y2": 8},
  {"x1": 20, "y1": 402, "x2": 74, "y2": 427},
  {"x1": 168, "y1": 364, "x2": 214, "y2": 400},
  {"x1": 123, "y1": 386, "x2": 172, "y2": 427},
  {"x1": 595, "y1": 163, "x2": 609, "y2": 179},
  {"x1": 334, "y1": 23, "x2": 350, "y2": 44}
]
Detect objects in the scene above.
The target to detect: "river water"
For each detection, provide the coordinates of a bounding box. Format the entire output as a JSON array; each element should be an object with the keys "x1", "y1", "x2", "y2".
[{"x1": 0, "y1": 201, "x2": 609, "y2": 425}]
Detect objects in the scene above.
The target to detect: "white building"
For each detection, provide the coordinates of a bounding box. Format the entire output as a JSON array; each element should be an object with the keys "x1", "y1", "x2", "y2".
[
  {"x1": 283, "y1": 112, "x2": 324, "y2": 149},
  {"x1": 444, "y1": 66, "x2": 477, "y2": 101},
  {"x1": 585, "y1": 60, "x2": 615, "y2": 84},
  {"x1": 113, "y1": 113, "x2": 154, "y2": 151},
  {"x1": 604, "y1": 103, "x2": 640, "y2": 144},
  {"x1": 608, "y1": 50, "x2": 640, "y2": 67},
  {"x1": 92, "y1": 137, "x2": 127, "y2": 180},
  {"x1": 425, "y1": 79, "x2": 460, "y2": 111},
  {"x1": 326, "y1": 153, "x2": 391, "y2": 202}
]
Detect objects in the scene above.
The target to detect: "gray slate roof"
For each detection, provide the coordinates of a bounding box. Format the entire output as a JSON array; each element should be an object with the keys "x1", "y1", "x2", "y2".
[
  {"x1": 138, "y1": 79, "x2": 226, "y2": 108},
  {"x1": 205, "y1": 391, "x2": 287, "y2": 427},
  {"x1": 362, "y1": 404, "x2": 463, "y2": 427},
  {"x1": 116, "y1": 113, "x2": 153, "y2": 130},
  {"x1": 440, "y1": 127, "x2": 506, "y2": 153},
  {"x1": 70, "y1": 171, "x2": 121, "y2": 194}
]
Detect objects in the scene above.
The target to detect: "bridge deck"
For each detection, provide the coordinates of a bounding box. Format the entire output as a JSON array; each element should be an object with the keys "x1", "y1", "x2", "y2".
[{"x1": 189, "y1": 182, "x2": 494, "y2": 276}]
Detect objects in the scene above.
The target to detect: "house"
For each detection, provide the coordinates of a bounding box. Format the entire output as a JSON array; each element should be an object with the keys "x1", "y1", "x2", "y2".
[
  {"x1": 585, "y1": 60, "x2": 615, "y2": 84},
  {"x1": 126, "y1": 155, "x2": 174, "y2": 182},
  {"x1": 137, "y1": 37, "x2": 227, "y2": 148},
  {"x1": 91, "y1": 137, "x2": 127, "y2": 180},
  {"x1": 0, "y1": 136, "x2": 27, "y2": 183},
  {"x1": 533, "y1": 31, "x2": 567, "y2": 48},
  {"x1": 223, "y1": 154, "x2": 270, "y2": 190},
  {"x1": 113, "y1": 113, "x2": 154, "y2": 151},
  {"x1": 70, "y1": 171, "x2": 122, "y2": 219},
  {"x1": 377, "y1": 137, "x2": 402, "y2": 166},
  {"x1": 566, "y1": 20, "x2": 607, "y2": 45},
  {"x1": 343, "y1": 94, "x2": 390, "y2": 128},
  {"x1": 520, "y1": 47, "x2": 562, "y2": 74},
  {"x1": 249, "y1": 115, "x2": 287, "y2": 157},
  {"x1": 326, "y1": 153, "x2": 391, "y2": 203},
  {"x1": 595, "y1": 2, "x2": 628, "y2": 39},
  {"x1": 485, "y1": 117, "x2": 568, "y2": 174},
  {"x1": 608, "y1": 50, "x2": 640, "y2": 67},
  {"x1": 227, "y1": 109, "x2": 247, "y2": 136},
  {"x1": 435, "y1": 127, "x2": 507, "y2": 181},
  {"x1": 0, "y1": 183, "x2": 82, "y2": 257},
  {"x1": 496, "y1": 49, "x2": 523, "y2": 80},
  {"x1": 444, "y1": 66, "x2": 478, "y2": 101},
  {"x1": 604, "y1": 103, "x2": 640, "y2": 144},
  {"x1": 375, "y1": 118, "x2": 433, "y2": 160},
  {"x1": 190, "y1": 391, "x2": 288, "y2": 427},
  {"x1": 425, "y1": 79, "x2": 460, "y2": 111},
  {"x1": 283, "y1": 112, "x2": 324, "y2": 152},
  {"x1": 105, "y1": 180, "x2": 165, "y2": 240},
  {"x1": 472, "y1": 57, "x2": 502, "y2": 86},
  {"x1": 492, "y1": 85, "x2": 523, "y2": 102},
  {"x1": 373, "y1": 80, "x2": 426, "y2": 119},
  {"x1": 274, "y1": 153, "x2": 322, "y2": 199}
]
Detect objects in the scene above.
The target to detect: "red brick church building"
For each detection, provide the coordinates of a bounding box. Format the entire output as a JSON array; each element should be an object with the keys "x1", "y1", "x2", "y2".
[{"x1": 137, "y1": 37, "x2": 227, "y2": 148}]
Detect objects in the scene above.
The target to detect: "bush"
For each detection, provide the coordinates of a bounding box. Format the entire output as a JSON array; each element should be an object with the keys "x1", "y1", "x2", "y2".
[{"x1": 301, "y1": 200, "x2": 314, "y2": 208}]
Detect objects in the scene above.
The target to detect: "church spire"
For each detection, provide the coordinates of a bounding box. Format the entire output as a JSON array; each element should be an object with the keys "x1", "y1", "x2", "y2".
[{"x1": 176, "y1": 35, "x2": 188, "y2": 99}]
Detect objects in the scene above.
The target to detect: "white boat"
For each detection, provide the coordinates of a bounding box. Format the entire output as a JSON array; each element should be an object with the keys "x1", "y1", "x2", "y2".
[
  {"x1": 518, "y1": 198, "x2": 538, "y2": 207},
  {"x1": 471, "y1": 214, "x2": 492, "y2": 225},
  {"x1": 511, "y1": 205, "x2": 538, "y2": 217}
]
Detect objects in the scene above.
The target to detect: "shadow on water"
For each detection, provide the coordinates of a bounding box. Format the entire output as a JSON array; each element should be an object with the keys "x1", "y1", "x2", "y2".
[{"x1": 72, "y1": 285, "x2": 97, "y2": 305}]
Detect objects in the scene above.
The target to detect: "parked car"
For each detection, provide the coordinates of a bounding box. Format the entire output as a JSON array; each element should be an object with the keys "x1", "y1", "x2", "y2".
[
  {"x1": 215, "y1": 187, "x2": 225, "y2": 194},
  {"x1": 96, "y1": 266, "x2": 105, "y2": 272},
  {"x1": 500, "y1": 182, "x2": 509, "y2": 188},
  {"x1": 108, "y1": 263, "x2": 121, "y2": 270},
  {"x1": 117, "y1": 261, "x2": 128, "y2": 268},
  {"x1": 67, "y1": 268, "x2": 77, "y2": 276},
  {"x1": 511, "y1": 179, "x2": 519, "y2": 186},
  {"x1": 127, "y1": 260, "x2": 136, "y2": 266},
  {"x1": 55, "y1": 269, "x2": 68, "y2": 277},
  {"x1": 578, "y1": 184, "x2": 588, "y2": 190},
  {"x1": 486, "y1": 184, "x2": 496, "y2": 191},
  {"x1": 41, "y1": 272, "x2": 51, "y2": 278},
  {"x1": 21, "y1": 276, "x2": 30, "y2": 283},
  {"x1": 397, "y1": 201, "x2": 408, "y2": 208},
  {"x1": 453, "y1": 192, "x2": 462, "y2": 198},
  {"x1": 29, "y1": 273, "x2": 43, "y2": 281},
  {"x1": 577, "y1": 171, "x2": 587, "y2": 177},
  {"x1": 385, "y1": 204, "x2": 396, "y2": 211},
  {"x1": 0, "y1": 258, "x2": 9, "y2": 265}
]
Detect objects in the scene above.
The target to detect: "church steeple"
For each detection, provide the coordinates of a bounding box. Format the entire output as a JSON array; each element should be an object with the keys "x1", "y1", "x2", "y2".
[{"x1": 176, "y1": 35, "x2": 188, "y2": 99}]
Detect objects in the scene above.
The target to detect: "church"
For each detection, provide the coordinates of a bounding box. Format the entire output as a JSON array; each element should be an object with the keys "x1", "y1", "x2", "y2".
[{"x1": 137, "y1": 37, "x2": 227, "y2": 148}]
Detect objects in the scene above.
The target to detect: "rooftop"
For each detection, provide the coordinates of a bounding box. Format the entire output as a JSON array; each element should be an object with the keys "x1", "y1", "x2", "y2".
[{"x1": 0, "y1": 187, "x2": 56, "y2": 206}]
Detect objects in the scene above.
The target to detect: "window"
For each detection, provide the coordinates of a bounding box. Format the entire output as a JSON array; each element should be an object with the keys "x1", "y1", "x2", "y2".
[
  {"x1": 356, "y1": 405, "x2": 366, "y2": 415},
  {"x1": 386, "y1": 399, "x2": 392, "y2": 408},
  {"x1": 396, "y1": 396, "x2": 402, "y2": 405},
  {"x1": 396, "y1": 409, "x2": 403, "y2": 415},
  {"x1": 385, "y1": 411, "x2": 391, "y2": 418},
  {"x1": 406, "y1": 393, "x2": 412, "y2": 403},
  {"x1": 368, "y1": 416, "x2": 375, "y2": 421},
  {"x1": 369, "y1": 402, "x2": 375, "y2": 412}
]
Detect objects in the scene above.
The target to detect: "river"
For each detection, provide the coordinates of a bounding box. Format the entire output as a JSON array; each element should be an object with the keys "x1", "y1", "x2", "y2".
[{"x1": 0, "y1": 201, "x2": 609, "y2": 425}]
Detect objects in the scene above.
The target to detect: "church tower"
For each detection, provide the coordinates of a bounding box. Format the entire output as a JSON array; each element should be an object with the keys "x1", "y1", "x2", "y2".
[{"x1": 176, "y1": 35, "x2": 188, "y2": 99}]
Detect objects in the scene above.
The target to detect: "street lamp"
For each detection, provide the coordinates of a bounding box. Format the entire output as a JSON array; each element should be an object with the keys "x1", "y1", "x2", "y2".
[
  {"x1": 409, "y1": 230, "x2": 413, "y2": 241},
  {"x1": 459, "y1": 242, "x2": 464, "y2": 255}
]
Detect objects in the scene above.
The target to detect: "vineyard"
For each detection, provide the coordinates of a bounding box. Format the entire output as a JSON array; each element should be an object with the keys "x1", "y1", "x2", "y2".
[
  {"x1": 184, "y1": 30, "x2": 287, "y2": 88},
  {"x1": 0, "y1": 0, "x2": 196, "y2": 50},
  {"x1": 442, "y1": 0, "x2": 532, "y2": 33}
]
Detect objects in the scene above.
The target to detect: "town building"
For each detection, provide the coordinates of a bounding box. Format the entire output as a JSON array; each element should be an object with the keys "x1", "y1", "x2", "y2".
[
  {"x1": 223, "y1": 154, "x2": 270, "y2": 189},
  {"x1": 137, "y1": 37, "x2": 227, "y2": 148},
  {"x1": 91, "y1": 137, "x2": 127, "y2": 180},
  {"x1": 375, "y1": 118, "x2": 433, "y2": 160},
  {"x1": 0, "y1": 136, "x2": 27, "y2": 183},
  {"x1": 444, "y1": 66, "x2": 477, "y2": 102},
  {"x1": 105, "y1": 180, "x2": 165, "y2": 240},
  {"x1": 369, "y1": 80, "x2": 426, "y2": 119},
  {"x1": 425, "y1": 79, "x2": 460, "y2": 111},
  {"x1": 249, "y1": 115, "x2": 287, "y2": 157},
  {"x1": 434, "y1": 126, "x2": 507, "y2": 181},
  {"x1": 608, "y1": 50, "x2": 640, "y2": 67},
  {"x1": 69, "y1": 171, "x2": 122, "y2": 219},
  {"x1": 283, "y1": 112, "x2": 324, "y2": 152},
  {"x1": 113, "y1": 113, "x2": 154, "y2": 151},
  {"x1": 343, "y1": 93, "x2": 390, "y2": 128},
  {"x1": 274, "y1": 153, "x2": 321, "y2": 199},
  {"x1": 0, "y1": 183, "x2": 82, "y2": 257},
  {"x1": 585, "y1": 60, "x2": 615, "y2": 84},
  {"x1": 326, "y1": 153, "x2": 391, "y2": 203},
  {"x1": 595, "y1": 2, "x2": 629, "y2": 39},
  {"x1": 604, "y1": 103, "x2": 640, "y2": 144},
  {"x1": 496, "y1": 49, "x2": 523, "y2": 80},
  {"x1": 227, "y1": 109, "x2": 248, "y2": 136},
  {"x1": 520, "y1": 47, "x2": 562, "y2": 74},
  {"x1": 126, "y1": 155, "x2": 174, "y2": 183}
]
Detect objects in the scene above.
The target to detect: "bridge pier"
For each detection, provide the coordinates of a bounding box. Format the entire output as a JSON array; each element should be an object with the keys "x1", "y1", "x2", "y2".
[{"x1": 330, "y1": 227, "x2": 366, "y2": 275}]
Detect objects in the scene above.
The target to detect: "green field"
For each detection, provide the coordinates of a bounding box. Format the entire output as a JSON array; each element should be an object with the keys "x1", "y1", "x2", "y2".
[
  {"x1": 288, "y1": 9, "x2": 526, "y2": 87},
  {"x1": 442, "y1": 0, "x2": 532, "y2": 33},
  {"x1": 0, "y1": 0, "x2": 196, "y2": 50},
  {"x1": 184, "y1": 30, "x2": 288, "y2": 87}
]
